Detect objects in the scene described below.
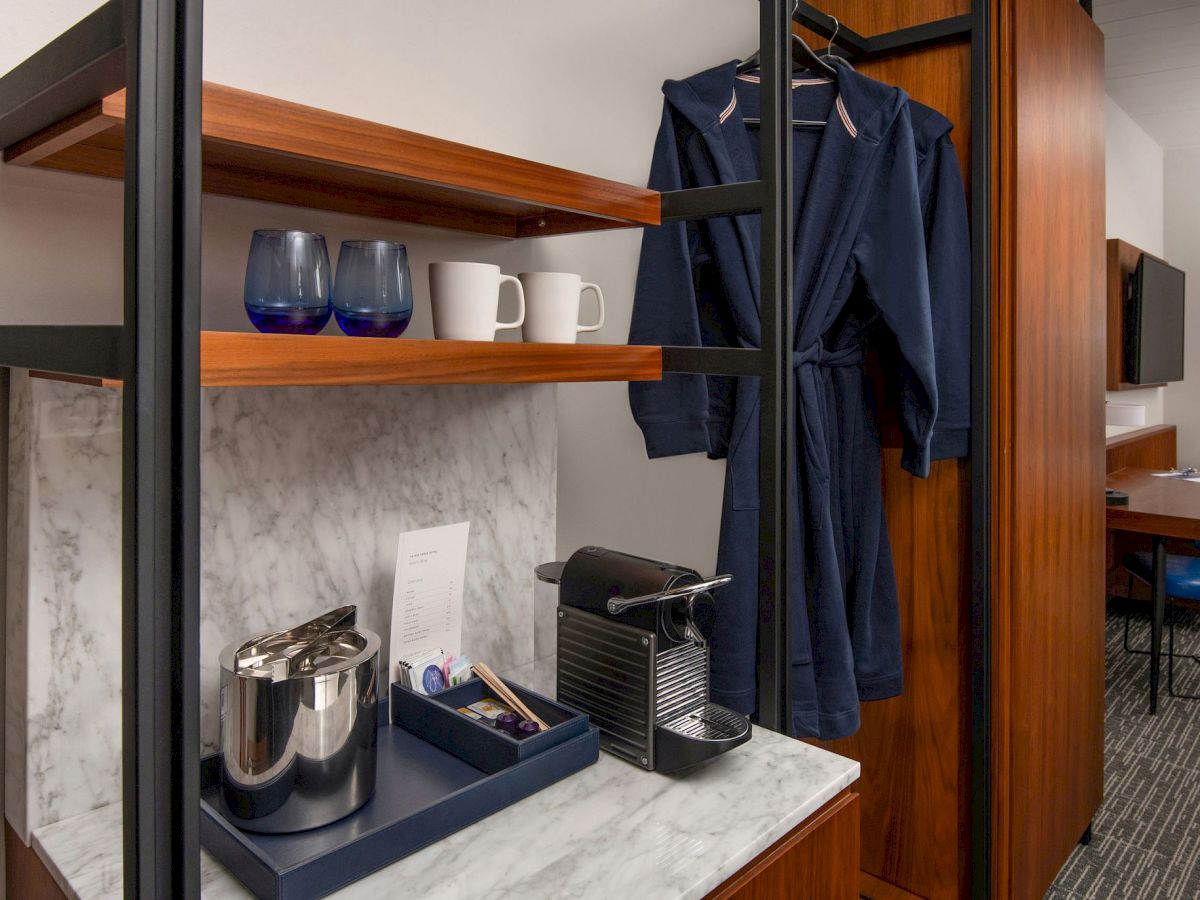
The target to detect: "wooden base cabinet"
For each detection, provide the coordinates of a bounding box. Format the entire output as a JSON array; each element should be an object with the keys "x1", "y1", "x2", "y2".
[
  {"x1": 706, "y1": 791, "x2": 861, "y2": 900},
  {"x1": 797, "y1": 2, "x2": 1106, "y2": 898},
  {"x1": 992, "y1": 1, "x2": 1107, "y2": 896}
]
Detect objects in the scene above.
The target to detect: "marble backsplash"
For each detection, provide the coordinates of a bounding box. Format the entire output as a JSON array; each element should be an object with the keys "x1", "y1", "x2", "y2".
[{"x1": 6, "y1": 372, "x2": 556, "y2": 839}]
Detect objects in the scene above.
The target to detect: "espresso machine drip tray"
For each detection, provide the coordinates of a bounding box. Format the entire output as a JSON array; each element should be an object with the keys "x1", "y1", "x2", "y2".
[{"x1": 661, "y1": 703, "x2": 752, "y2": 742}]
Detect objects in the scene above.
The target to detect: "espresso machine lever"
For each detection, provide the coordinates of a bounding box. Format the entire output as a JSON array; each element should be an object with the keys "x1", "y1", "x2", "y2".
[{"x1": 605, "y1": 574, "x2": 733, "y2": 615}]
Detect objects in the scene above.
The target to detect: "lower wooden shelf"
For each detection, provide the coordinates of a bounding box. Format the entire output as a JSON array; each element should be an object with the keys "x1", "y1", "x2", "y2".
[{"x1": 30, "y1": 331, "x2": 663, "y2": 387}]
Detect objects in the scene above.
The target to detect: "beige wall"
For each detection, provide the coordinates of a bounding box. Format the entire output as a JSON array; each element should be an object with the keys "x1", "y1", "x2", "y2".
[
  {"x1": 1104, "y1": 95, "x2": 1166, "y2": 436},
  {"x1": 0, "y1": 2, "x2": 759, "y2": 579},
  {"x1": 0, "y1": 1, "x2": 759, "y2": 698},
  {"x1": 1164, "y1": 147, "x2": 1200, "y2": 465}
]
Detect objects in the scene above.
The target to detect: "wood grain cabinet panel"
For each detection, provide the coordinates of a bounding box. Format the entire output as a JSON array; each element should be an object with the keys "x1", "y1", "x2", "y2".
[
  {"x1": 994, "y1": 2, "x2": 1107, "y2": 897},
  {"x1": 803, "y1": 4, "x2": 1106, "y2": 900},
  {"x1": 6, "y1": 825, "x2": 67, "y2": 900},
  {"x1": 800, "y1": 3, "x2": 974, "y2": 899},
  {"x1": 1106, "y1": 425, "x2": 1177, "y2": 474},
  {"x1": 706, "y1": 791, "x2": 861, "y2": 900}
]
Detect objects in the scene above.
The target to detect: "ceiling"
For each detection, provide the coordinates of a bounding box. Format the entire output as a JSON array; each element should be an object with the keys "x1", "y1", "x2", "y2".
[{"x1": 1095, "y1": 0, "x2": 1200, "y2": 149}]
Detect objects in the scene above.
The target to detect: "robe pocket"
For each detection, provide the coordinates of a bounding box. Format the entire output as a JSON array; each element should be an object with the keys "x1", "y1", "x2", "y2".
[{"x1": 726, "y1": 395, "x2": 760, "y2": 511}]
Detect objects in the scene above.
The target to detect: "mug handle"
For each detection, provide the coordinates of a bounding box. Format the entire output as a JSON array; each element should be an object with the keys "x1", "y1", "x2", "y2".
[
  {"x1": 577, "y1": 282, "x2": 606, "y2": 334},
  {"x1": 496, "y1": 274, "x2": 525, "y2": 331}
]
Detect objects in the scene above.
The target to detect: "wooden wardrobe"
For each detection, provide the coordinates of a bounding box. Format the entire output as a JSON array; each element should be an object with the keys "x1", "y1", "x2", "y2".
[{"x1": 800, "y1": 2, "x2": 1106, "y2": 898}]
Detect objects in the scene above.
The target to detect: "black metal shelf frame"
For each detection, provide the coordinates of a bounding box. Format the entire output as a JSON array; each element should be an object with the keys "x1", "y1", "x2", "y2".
[{"x1": 0, "y1": 0, "x2": 991, "y2": 895}]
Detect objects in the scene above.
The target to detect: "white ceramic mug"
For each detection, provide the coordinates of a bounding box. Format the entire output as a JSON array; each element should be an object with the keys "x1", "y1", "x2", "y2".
[
  {"x1": 517, "y1": 272, "x2": 605, "y2": 344},
  {"x1": 429, "y1": 262, "x2": 525, "y2": 341}
]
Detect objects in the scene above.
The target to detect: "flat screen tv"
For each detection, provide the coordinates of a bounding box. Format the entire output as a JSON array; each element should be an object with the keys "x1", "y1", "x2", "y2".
[{"x1": 1125, "y1": 253, "x2": 1186, "y2": 385}]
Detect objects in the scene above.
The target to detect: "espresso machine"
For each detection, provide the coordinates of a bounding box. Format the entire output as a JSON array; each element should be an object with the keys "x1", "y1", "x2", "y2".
[{"x1": 536, "y1": 547, "x2": 751, "y2": 773}]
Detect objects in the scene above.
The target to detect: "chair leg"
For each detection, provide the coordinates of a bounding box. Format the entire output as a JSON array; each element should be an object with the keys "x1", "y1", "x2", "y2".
[
  {"x1": 1121, "y1": 574, "x2": 1200, "y2": 661},
  {"x1": 1124, "y1": 573, "x2": 1140, "y2": 654},
  {"x1": 1118, "y1": 578, "x2": 1137, "y2": 657},
  {"x1": 1166, "y1": 597, "x2": 1200, "y2": 700}
]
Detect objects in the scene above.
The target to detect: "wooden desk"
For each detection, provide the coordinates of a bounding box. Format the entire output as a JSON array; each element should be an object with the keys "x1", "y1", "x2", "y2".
[{"x1": 1107, "y1": 467, "x2": 1200, "y2": 711}]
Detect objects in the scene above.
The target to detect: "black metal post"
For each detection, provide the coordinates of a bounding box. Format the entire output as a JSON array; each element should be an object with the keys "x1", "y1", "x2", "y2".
[
  {"x1": 753, "y1": 0, "x2": 795, "y2": 734},
  {"x1": 969, "y1": 0, "x2": 993, "y2": 895},
  {"x1": 0, "y1": 0, "x2": 124, "y2": 149},
  {"x1": 1149, "y1": 535, "x2": 1167, "y2": 713},
  {"x1": 121, "y1": 0, "x2": 202, "y2": 895},
  {"x1": 861, "y1": 15, "x2": 973, "y2": 58},
  {"x1": 792, "y1": 3, "x2": 971, "y2": 62},
  {"x1": 792, "y1": 2, "x2": 871, "y2": 55},
  {"x1": 659, "y1": 182, "x2": 766, "y2": 221},
  {"x1": 0, "y1": 326, "x2": 123, "y2": 380},
  {"x1": 660, "y1": 347, "x2": 766, "y2": 377}
]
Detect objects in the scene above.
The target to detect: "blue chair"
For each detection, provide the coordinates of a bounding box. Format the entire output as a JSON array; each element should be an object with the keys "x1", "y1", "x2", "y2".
[{"x1": 1124, "y1": 551, "x2": 1200, "y2": 699}]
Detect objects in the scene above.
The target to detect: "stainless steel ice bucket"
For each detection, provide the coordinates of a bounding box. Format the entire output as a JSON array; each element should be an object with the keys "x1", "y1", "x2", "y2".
[{"x1": 218, "y1": 607, "x2": 380, "y2": 833}]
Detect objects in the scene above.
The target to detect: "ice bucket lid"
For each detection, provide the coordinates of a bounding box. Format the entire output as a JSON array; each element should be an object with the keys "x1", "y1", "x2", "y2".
[{"x1": 220, "y1": 625, "x2": 379, "y2": 682}]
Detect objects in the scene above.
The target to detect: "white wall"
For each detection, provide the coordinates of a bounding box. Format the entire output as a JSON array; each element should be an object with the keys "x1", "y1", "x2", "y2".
[
  {"x1": 206, "y1": 0, "x2": 755, "y2": 576},
  {"x1": 4, "y1": 0, "x2": 760, "y2": 845},
  {"x1": 1105, "y1": 95, "x2": 1166, "y2": 436},
  {"x1": 0, "y1": 0, "x2": 762, "y2": 841},
  {"x1": 0, "y1": 1, "x2": 754, "y2": 579},
  {"x1": 1165, "y1": 147, "x2": 1200, "y2": 465}
]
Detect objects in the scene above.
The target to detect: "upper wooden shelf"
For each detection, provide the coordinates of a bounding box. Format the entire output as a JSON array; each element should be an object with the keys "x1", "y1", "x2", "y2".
[
  {"x1": 32, "y1": 331, "x2": 662, "y2": 388},
  {"x1": 3, "y1": 82, "x2": 660, "y2": 239}
]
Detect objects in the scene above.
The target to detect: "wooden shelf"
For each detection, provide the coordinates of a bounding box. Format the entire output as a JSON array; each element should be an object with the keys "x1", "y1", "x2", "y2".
[
  {"x1": 31, "y1": 331, "x2": 662, "y2": 388},
  {"x1": 3, "y1": 82, "x2": 660, "y2": 239}
]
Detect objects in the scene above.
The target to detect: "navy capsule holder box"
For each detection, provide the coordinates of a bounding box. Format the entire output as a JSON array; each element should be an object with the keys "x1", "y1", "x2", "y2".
[{"x1": 199, "y1": 680, "x2": 599, "y2": 900}]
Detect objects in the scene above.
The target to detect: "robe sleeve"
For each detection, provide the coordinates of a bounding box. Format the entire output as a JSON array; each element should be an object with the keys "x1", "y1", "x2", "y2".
[
  {"x1": 628, "y1": 103, "x2": 712, "y2": 459},
  {"x1": 852, "y1": 112, "x2": 938, "y2": 479},
  {"x1": 919, "y1": 128, "x2": 971, "y2": 460}
]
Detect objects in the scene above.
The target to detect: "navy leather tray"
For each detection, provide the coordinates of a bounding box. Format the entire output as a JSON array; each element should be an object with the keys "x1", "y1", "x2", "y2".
[
  {"x1": 391, "y1": 678, "x2": 588, "y2": 773},
  {"x1": 200, "y1": 686, "x2": 599, "y2": 900}
]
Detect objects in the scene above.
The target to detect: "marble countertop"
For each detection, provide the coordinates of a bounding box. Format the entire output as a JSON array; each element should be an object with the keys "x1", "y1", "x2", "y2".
[{"x1": 31, "y1": 661, "x2": 859, "y2": 900}]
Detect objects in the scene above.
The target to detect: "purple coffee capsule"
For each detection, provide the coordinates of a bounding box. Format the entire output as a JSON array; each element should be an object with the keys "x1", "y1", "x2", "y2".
[
  {"x1": 497, "y1": 712, "x2": 520, "y2": 735},
  {"x1": 516, "y1": 719, "x2": 541, "y2": 739}
]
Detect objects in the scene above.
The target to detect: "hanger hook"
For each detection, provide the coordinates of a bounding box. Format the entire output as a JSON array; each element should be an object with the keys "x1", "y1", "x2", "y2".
[{"x1": 824, "y1": 16, "x2": 841, "y2": 59}]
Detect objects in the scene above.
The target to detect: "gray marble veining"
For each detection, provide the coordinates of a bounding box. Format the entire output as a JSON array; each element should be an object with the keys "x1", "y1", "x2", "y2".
[
  {"x1": 5, "y1": 370, "x2": 32, "y2": 841},
  {"x1": 7, "y1": 375, "x2": 556, "y2": 839},
  {"x1": 6, "y1": 373, "x2": 124, "y2": 838},
  {"x1": 32, "y1": 717, "x2": 859, "y2": 900}
]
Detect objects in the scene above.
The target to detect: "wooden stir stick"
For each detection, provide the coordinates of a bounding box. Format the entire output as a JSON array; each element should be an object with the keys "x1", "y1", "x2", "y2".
[{"x1": 473, "y1": 662, "x2": 550, "y2": 731}]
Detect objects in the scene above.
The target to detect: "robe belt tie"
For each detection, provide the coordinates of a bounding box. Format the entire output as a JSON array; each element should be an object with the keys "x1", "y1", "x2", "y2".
[
  {"x1": 791, "y1": 339, "x2": 866, "y2": 370},
  {"x1": 791, "y1": 340, "x2": 866, "y2": 530}
]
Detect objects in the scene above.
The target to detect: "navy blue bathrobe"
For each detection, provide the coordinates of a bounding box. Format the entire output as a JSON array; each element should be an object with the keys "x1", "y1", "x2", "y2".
[{"x1": 629, "y1": 61, "x2": 969, "y2": 740}]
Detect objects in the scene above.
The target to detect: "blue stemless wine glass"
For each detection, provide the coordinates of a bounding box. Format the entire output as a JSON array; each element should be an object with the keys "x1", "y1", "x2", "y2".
[
  {"x1": 333, "y1": 240, "x2": 414, "y2": 338},
  {"x1": 243, "y1": 230, "x2": 332, "y2": 334}
]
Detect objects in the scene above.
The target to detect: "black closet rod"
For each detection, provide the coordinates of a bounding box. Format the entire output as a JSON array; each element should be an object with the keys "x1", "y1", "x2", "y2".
[{"x1": 792, "y1": 2, "x2": 974, "y2": 60}]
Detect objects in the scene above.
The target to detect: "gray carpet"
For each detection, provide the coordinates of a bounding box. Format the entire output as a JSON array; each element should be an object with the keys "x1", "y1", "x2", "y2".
[{"x1": 1047, "y1": 600, "x2": 1200, "y2": 899}]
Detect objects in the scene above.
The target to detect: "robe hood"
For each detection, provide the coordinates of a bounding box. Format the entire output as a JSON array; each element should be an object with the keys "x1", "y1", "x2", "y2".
[{"x1": 660, "y1": 59, "x2": 912, "y2": 148}]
